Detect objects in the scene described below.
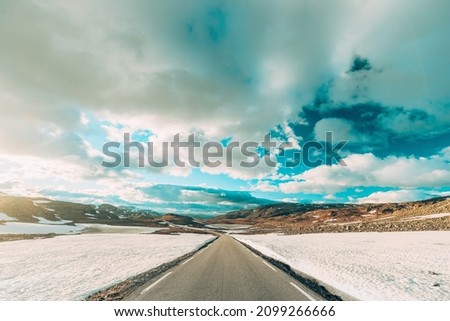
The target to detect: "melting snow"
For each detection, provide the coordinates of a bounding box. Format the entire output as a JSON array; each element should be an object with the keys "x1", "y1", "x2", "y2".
[
  {"x1": 235, "y1": 231, "x2": 450, "y2": 300},
  {"x1": 0, "y1": 222, "x2": 85, "y2": 235},
  {"x1": 0, "y1": 233, "x2": 214, "y2": 300},
  {"x1": 0, "y1": 212, "x2": 17, "y2": 221},
  {"x1": 401, "y1": 213, "x2": 450, "y2": 221},
  {"x1": 32, "y1": 216, "x2": 73, "y2": 225},
  {"x1": 32, "y1": 200, "x2": 50, "y2": 206}
]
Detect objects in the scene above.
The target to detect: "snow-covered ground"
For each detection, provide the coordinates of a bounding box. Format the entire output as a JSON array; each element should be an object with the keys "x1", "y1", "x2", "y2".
[
  {"x1": 235, "y1": 231, "x2": 450, "y2": 300},
  {"x1": 0, "y1": 212, "x2": 18, "y2": 221},
  {"x1": 0, "y1": 233, "x2": 214, "y2": 300},
  {"x1": 0, "y1": 222, "x2": 86, "y2": 234},
  {"x1": 32, "y1": 216, "x2": 73, "y2": 225},
  {"x1": 0, "y1": 222, "x2": 163, "y2": 235},
  {"x1": 401, "y1": 213, "x2": 450, "y2": 221},
  {"x1": 80, "y1": 224, "x2": 163, "y2": 234}
]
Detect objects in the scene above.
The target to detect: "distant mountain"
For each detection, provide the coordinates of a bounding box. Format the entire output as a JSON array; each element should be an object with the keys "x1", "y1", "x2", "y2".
[
  {"x1": 158, "y1": 213, "x2": 204, "y2": 227},
  {"x1": 221, "y1": 203, "x2": 349, "y2": 219},
  {"x1": 2, "y1": 193, "x2": 448, "y2": 234},
  {"x1": 215, "y1": 196, "x2": 450, "y2": 221},
  {"x1": 208, "y1": 196, "x2": 450, "y2": 233},
  {"x1": 0, "y1": 194, "x2": 160, "y2": 226}
]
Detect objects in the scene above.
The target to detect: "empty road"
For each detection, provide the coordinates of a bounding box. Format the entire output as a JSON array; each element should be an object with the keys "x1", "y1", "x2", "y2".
[{"x1": 129, "y1": 235, "x2": 320, "y2": 301}]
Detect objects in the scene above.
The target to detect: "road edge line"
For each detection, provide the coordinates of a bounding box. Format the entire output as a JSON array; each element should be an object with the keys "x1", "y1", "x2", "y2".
[
  {"x1": 290, "y1": 282, "x2": 316, "y2": 301},
  {"x1": 142, "y1": 272, "x2": 172, "y2": 293},
  {"x1": 85, "y1": 235, "x2": 219, "y2": 301},
  {"x1": 261, "y1": 260, "x2": 277, "y2": 272},
  {"x1": 232, "y1": 237, "x2": 344, "y2": 301}
]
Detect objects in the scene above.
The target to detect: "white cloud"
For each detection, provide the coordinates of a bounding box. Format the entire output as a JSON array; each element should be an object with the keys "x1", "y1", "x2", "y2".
[
  {"x1": 280, "y1": 149, "x2": 450, "y2": 194},
  {"x1": 0, "y1": 0, "x2": 449, "y2": 204},
  {"x1": 4, "y1": 0, "x2": 448, "y2": 159},
  {"x1": 251, "y1": 181, "x2": 279, "y2": 192},
  {"x1": 281, "y1": 198, "x2": 298, "y2": 203},
  {"x1": 324, "y1": 194, "x2": 338, "y2": 201},
  {"x1": 200, "y1": 156, "x2": 278, "y2": 180},
  {"x1": 0, "y1": 154, "x2": 159, "y2": 205},
  {"x1": 357, "y1": 190, "x2": 429, "y2": 204}
]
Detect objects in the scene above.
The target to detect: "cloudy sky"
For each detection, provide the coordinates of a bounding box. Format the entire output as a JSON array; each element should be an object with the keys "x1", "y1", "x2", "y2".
[{"x1": 0, "y1": 0, "x2": 449, "y2": 215}]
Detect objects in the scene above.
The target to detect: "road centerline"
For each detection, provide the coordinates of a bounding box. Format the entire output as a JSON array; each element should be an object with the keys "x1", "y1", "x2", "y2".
[{"x1": 132, "y1": 235, "x2": 317, "y2": 300}]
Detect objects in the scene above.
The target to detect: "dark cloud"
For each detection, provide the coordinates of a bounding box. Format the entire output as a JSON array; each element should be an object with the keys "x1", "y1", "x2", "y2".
[
  {"x1": 348, "y1": 55, "x2": 372, "y2": 73},
  {"x1": 41, "y1": 184, "x2": 275, "y2": 216},
  {"x1": 294, "y1": 100, "x2": 449, "y2": 157},
  {"x1": 1, "y1": 0, "x2": 450, "y2": 206},
  {"x1": 137, "y1": 184, "x2": 275, "y2": 215},
  {"x1": 140, "y1": 184, "x2": 272, "y2": 204}
]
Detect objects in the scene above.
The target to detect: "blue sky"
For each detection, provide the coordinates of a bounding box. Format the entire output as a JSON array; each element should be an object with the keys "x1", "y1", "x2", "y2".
[{"x1": 0, "y1": 0, "x2": 449, "y2": 216}]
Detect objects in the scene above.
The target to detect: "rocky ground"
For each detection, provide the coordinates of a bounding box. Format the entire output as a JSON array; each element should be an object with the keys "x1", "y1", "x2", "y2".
[
  {"x1": 281, "y1": 216, "x2": 450, "y2": 234},
  {"x1": 239, "y1": 197, "x2": 450, "y2": 235},
  {"x1": 0, "y1": 233, "x2": 56, "y2": 242}
]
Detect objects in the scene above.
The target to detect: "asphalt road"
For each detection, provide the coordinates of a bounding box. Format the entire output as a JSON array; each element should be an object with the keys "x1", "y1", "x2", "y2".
[{"x1": 129, "y1": 235, "x2": 320, "y2": 301}]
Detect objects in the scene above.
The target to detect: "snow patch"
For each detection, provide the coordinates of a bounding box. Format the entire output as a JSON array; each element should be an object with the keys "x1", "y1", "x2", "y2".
[
  {"x1": 32, "y1": 200, "x2": 50, "y2": 206},
  {"x1": 32, "y1": 216, "x2": 73, "y2": 225},
  {"x1": 235, "y1": 232, "x2": 450, "y2": 300},
  {"x1": 0, "y1": 212, "x2": 17, "y2": 221},
  {"x1": 0, "y1": 233, "x2": 214, "y2": 300},
  {"x1": 401, "y1": 213, "x2": 450, "y2": 221},
  {"x1": 0, "y1": 222, "x2": 85, "y2": 234},
  {"x1": 79, "y1": 224, "x2": 164, "y2": 234}
]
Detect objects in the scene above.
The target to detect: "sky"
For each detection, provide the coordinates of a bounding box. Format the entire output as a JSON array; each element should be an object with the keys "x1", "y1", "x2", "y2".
[{"x1": 0, "y1": 0, "x2": 449, "y2": 216}]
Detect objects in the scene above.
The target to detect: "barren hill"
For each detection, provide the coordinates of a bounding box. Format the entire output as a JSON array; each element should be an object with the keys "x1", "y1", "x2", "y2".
[
  {"x1": 0, "y1": 195, "x2": 159, "y2": 226},
  {"x1": 210, "y1": 196, "x2": 450, "y2": 234}
]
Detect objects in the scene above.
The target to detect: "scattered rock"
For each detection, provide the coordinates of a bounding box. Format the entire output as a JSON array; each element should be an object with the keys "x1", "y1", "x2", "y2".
[{"x1": 428, "y1": 270, "x2": 441, "y2": 276}]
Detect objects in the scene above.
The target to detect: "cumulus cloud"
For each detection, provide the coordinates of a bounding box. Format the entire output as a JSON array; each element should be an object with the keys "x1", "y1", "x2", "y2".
[
  {"x1": 4, "y1": 0, "x2": 448, "y2": 152},
  {"x1": 251, "y1": 181, "x2": 279, "y2": 192},
  {"x1": 1, "y1": 0, "x2": 449, "y2": 208},
  {"x1": 280, "y1": 148, "x2": 450, "y2": 194},
  {"x1": 0, "y1": 152, "x2": 274, "y2": 214},
  {"x1": 357, "y1": 190, "x2": 431, "y2": 204},
  {"x1": 1, "y1": 1, "x2": 448, "y2": 142}
]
